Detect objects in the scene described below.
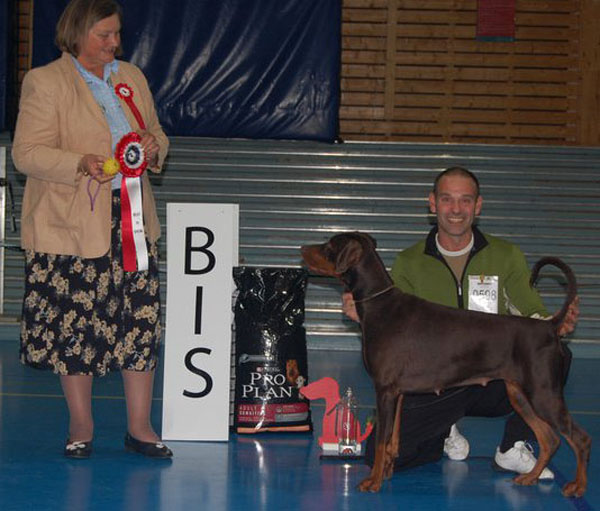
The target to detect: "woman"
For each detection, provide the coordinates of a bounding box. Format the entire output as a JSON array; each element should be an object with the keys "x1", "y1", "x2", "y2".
[{"x1": 12, "y1": 0, "x2": 172, "y2": 458}]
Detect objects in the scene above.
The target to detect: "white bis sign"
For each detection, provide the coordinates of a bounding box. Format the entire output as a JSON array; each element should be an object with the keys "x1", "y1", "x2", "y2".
[{"x1": 162, "y1": 203, "x2": 239, "y2": 441}]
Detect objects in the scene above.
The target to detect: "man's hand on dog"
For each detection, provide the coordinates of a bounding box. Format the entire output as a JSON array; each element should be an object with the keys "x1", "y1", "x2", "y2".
[
  {"x1": 342, "y1": 292, "x2": 360, "y2": 322},
  {"x1": 557, "y1": 296, "x2": 579, "y2": 337}
]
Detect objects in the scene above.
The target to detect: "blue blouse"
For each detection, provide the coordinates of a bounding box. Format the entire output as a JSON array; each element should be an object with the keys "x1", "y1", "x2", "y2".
[{"x1": 72, "y1": 57, "x2": 133, "y2": 190}]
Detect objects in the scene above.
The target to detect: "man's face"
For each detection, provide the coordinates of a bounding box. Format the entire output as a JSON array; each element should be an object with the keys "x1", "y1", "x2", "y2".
[{"x1": 429, "y1": 174, "x2": 482, "y2": 242}]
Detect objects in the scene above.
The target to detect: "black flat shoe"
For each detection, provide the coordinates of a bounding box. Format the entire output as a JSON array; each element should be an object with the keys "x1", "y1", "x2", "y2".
[
  {"x1": 124, "y1": 432, "x2": 173, "y2": 458},
  {"x1": 64, "y1": 439, "x2": 92, "y2": 459}
]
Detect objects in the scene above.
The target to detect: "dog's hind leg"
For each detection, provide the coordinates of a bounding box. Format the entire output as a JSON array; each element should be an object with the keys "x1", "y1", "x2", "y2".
[
  {"x1": 557, "y1": 411, "x2": 591, "y2": 497},
  {"x1": 504, "y1": 380, "x2": 560, "y2": 486},
  {"x1": 358, "y1": 390, "x2": 399, "y2": 493},
  {"x1": 384, "y1": 394, "x2": 404, "y2": 479},
  {"x1": 510, "y1": 377, "x2": 591, "y2": 497}
]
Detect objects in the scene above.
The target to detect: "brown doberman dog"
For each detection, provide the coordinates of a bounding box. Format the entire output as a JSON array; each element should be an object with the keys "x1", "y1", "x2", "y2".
[{"x1": 301, "y1": 232, "x2": 590, "y2": 497}]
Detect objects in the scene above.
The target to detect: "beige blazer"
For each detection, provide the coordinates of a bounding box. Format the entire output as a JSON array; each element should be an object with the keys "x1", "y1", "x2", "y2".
[{"x1": 12, "y1": 52, "x2": 169, "y2": 258}]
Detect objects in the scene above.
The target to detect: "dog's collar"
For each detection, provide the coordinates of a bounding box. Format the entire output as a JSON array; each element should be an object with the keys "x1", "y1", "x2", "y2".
[{"x1": 353, "y1": 285, "x2": 395, "y2": 303}]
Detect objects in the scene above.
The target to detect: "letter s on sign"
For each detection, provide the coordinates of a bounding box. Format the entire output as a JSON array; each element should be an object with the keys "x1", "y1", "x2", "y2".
[{"x1": 183, "y1": 347, "x2": 214, "y2": 398}]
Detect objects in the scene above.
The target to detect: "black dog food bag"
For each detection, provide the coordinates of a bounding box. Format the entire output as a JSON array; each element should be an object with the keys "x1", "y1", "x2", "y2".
[{"x1": 233, "y1": 267, "x2": 312, "y2": 433}]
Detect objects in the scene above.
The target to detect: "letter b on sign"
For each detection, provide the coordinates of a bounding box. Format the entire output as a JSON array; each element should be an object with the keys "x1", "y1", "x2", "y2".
[{"x1": 185, "y1": 227, "x2": 216, "y2": 275}]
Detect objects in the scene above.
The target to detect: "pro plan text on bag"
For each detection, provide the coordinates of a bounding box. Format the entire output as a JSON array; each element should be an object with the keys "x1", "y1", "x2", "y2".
[{"x1": 233, "y1": 268, "x2": 312, "y2": 433}]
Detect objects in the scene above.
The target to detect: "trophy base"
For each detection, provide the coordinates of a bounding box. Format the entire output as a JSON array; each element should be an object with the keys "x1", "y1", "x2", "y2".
[{"x1": 319, "y1": 442, "x2": 363, "y2": 460}]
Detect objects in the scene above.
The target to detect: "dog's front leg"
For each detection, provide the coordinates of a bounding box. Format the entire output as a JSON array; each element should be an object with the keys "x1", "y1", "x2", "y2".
[
  {"x1": 359, "y1": 390, "x2": 398, "y2": 492},
  {"x1": 384, "y1": 394, "x2": 403, "y2": 479}
]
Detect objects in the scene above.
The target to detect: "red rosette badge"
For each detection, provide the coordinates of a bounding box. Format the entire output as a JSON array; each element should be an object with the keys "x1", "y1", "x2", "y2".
[
  {"x1": 115, "y1": 132, "x2": 147, "y2": 177},
  {"x1": 115, "y1": 83, "x2": 146, "y2": 131},
  {"x1": 115, "y1": 83, "x2": 133, "y2": 100}
]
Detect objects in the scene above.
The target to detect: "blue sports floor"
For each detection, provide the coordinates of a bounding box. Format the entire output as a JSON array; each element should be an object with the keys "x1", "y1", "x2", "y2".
[{"x1": 0, "y1": 338, "x2": 598, "y2": 511}]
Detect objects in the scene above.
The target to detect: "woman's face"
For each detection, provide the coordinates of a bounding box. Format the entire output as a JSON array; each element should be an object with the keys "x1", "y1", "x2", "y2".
[{"x1": 77, "y1": 14, "x2": 121, "y2": 74}]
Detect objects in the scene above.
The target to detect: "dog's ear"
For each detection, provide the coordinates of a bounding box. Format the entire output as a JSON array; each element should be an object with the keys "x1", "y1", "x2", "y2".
[
  {"x1": 360, "y1": 232, "x2": 377, "y2": 249},
  {"x1": 334, "y1": 238, "x2": 364, "y2": 274}
]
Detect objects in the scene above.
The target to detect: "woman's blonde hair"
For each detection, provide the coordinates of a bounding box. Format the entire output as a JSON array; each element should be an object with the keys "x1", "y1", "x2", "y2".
[{"x1": 55, "y1": 0, "x2": 123, "y2": 57}]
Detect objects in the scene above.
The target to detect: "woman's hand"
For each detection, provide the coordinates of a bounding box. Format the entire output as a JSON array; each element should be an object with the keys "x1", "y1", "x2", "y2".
[
  {"x1": 342, "y1": 291, "x2": 360, "y2": 323},
  {"x1": 78, "y1": 154, "x2": 113, "y2": 183},
  {"x1": 139, "y1": 131, "x2": 160, "y2": 168}
]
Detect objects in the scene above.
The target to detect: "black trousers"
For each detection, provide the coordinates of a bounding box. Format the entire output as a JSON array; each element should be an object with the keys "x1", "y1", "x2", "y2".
[{"x1": 365, "y1": 343, "x2": 572, "y2": 471}]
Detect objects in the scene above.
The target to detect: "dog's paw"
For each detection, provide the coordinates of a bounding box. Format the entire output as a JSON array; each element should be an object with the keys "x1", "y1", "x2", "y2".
[
  {"x1": 562, "y1": 480, "x2": 586, "y2": 498},
  {"x1": 382, "y1": 455, "x2": 396, "y2": 480},
  {"x1": 513, "y1": 474, "x2": 538, "y2": 486},
  {"x1": 358, "y1": 476, "x2": 382, "y2": 493},
  {"x1": 383, "y1": 464, "x2": 394, "y2": 480}
]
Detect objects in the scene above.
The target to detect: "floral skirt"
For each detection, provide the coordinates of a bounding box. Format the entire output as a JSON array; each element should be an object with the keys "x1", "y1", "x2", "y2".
[{"x1": 19, "y1": 191, "x2": 162, "y2": 376}]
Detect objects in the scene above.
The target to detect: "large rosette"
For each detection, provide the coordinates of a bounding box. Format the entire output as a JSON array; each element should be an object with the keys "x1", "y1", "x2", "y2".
[{"x1": 115, "y1": 132, "x2": 147, "y2": 177}]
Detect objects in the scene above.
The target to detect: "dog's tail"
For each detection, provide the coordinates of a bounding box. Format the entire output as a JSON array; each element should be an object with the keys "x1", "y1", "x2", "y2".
[{"x1": 530, "y1": 256, "x2": 577, "y2": 329}]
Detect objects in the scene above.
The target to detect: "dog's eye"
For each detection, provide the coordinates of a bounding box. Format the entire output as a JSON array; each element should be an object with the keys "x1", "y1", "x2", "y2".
[{"x1": 324, "y1": 245, "x2": 336, "y2": 258}]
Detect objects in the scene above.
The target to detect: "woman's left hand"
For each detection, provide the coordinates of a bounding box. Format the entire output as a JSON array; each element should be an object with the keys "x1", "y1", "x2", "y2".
[{"x1": 138, "y1": 131, "x2": 160, "y2": 168}]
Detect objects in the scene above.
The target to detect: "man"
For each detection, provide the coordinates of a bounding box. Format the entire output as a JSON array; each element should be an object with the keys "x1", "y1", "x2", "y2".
[{"x1": 342, "y1": 166, "x2": 578, "y2": 477}]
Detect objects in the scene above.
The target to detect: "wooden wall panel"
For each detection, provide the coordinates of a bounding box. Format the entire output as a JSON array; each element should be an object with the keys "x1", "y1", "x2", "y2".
[
  {"x1": 15, "y1": 1, "x2": 32, "y2": 82},
  {"x1": 340, "y1": 0, "x2": 596, "y2": 145},
  {"x1": 579, "y1": 0, "x2": 600, "y2": 145}
]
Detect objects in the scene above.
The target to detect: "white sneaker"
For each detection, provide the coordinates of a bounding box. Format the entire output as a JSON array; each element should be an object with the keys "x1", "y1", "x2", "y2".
[
  {"x1": 443, "y1": 424, "x2": 470, "y2": 461},
  {"x1": 493, "y1": 441, "x2": 554, "y2": 480}
]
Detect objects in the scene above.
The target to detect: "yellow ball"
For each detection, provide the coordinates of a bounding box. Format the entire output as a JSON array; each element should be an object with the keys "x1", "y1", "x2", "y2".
[{"x1": 103, "y1": 158, "x2": 120, "y2": 176}]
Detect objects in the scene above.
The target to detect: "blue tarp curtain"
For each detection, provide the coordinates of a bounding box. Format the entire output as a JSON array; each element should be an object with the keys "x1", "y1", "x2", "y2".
[{"x1": 32, "y1": 0, "x2": 341, "y2": 141}]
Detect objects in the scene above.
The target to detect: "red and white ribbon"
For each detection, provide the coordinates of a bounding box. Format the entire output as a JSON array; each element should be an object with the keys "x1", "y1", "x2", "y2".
[
  {"x1": 120, "y1": 174, "x2": 148, "y2": 272},
  {"x1": 115, "y1": 132, "x2": 148, "y2": 272}
]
